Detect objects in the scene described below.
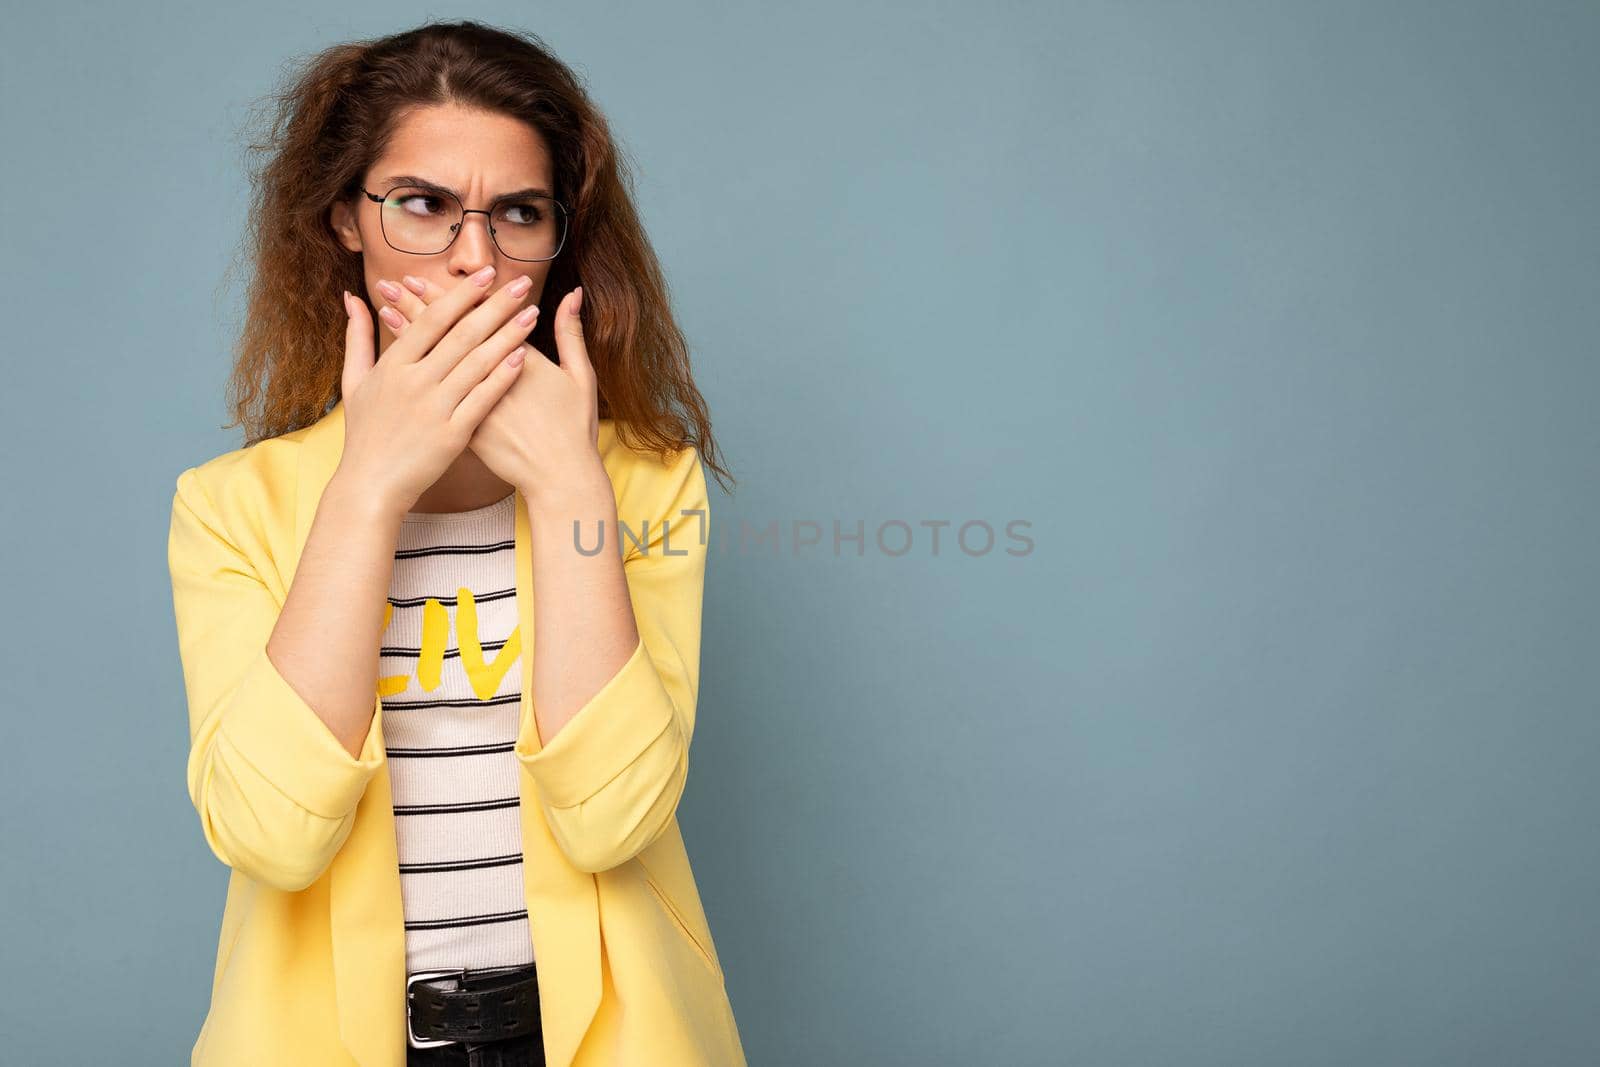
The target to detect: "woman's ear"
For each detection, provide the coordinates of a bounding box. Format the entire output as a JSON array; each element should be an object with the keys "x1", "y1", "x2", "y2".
[{"x1": 328, "y1": 199, "x2": 364, "y2": 253}]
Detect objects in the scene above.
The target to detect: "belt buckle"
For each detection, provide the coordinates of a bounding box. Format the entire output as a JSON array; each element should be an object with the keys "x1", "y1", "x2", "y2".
[{"x1": 407, "y1": 968, "x2": 468, "y2": 1049}]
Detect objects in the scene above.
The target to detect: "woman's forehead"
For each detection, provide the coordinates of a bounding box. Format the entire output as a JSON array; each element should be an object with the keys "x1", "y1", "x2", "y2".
[{"x1": 375, "y1": 106, "x2": 553, "y2": 190}]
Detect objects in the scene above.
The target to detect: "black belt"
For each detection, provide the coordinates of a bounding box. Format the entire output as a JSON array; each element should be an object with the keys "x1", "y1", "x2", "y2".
[{"x1": 406, "y1": 963, "x2": 544, "y2": 1066}]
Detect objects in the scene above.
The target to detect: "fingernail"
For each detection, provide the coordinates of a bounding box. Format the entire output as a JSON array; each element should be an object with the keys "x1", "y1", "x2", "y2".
[
  {"x1": 572, "y1": 286, "x2": 583, "y2": 313},
  {"x1": 515, "y1": 304, "x2": 539, "y2": 326},
  {"x1": 341, "y1": 290, "x2": 353, "y2": 318},
  {"x1": 377, "y1": 279, "x2": 402, "y2": 301},
  {"x1": 472, "y1": 265, "x2": 497, "y2": 286},
  {"x1": 508, "y1": 274, "x2": 533, "y2": 297},
  {"x1": 403, "y1": 275, "x2": 426, "y2": 295},
  {"x1": 379, "y1": 306, "x2": 404, "y2": 329}
]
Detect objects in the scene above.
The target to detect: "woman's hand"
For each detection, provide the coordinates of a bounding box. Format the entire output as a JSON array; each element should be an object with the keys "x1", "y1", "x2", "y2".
[
  {"x1": 337, "y1": 265, "x2": 536, "y2": 514},
  {"x1": 376, "y1": 273, "x2": 608, "y2": 508}
]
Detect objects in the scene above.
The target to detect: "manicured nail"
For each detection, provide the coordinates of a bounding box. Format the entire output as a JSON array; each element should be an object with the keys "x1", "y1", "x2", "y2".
[
  {"x1": 508, "y1": 274, "x2": 533, "y2": 296},
  {"x1": 341, "y1": 290, "x2": 354, "y2": 318},
  {"x1": 572, "y1": 285, "x2": 583, "y2": 313},
  {"x1": 376, "y1": 279, "x2": 402, "y2": 301},
  {"x1": 515, "y1": 304, "x2": 539, "y2": 326},
  {"x1": 403, "y1": 275, "x2": 426, "y2": 295},
  {"x1": 379, "y1": 306, "x2": 404, "y2": 329},
  {"x1": 472, "y1": 265, "x2": 497, "y2": 286}
]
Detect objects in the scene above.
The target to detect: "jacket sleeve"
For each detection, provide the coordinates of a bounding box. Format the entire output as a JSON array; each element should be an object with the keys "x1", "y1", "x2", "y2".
[
  {"x1": 167, "y1": 466, "x2": 386, "y2": 892},
  {"x1": 515, "y1": 447, "x2": 710, "y2": 874}
]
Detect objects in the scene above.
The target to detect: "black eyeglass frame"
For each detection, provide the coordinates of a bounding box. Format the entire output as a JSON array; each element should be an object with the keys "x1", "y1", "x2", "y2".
[{"x1": 360, "y1": 185, "x2": 573, "y2": 263}]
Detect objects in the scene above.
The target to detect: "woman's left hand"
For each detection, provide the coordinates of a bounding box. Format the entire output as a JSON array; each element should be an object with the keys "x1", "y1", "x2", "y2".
[{"x1": 379, "y1": 274, "x2": 608, "y2": 506}]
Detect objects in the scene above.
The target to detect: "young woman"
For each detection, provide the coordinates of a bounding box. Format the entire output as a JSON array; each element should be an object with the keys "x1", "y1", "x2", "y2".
[{"x1": 167, "y1": 20, "x2": 745, "y2": 1067}]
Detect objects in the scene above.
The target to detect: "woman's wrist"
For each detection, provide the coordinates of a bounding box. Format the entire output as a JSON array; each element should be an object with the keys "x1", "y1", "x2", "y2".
[
  {"x1": 520, "y1": 458, "x2": 615, "y2": 518},
  {"x1": 326, "y1": 462, "x2": 413, "y2": 526}
]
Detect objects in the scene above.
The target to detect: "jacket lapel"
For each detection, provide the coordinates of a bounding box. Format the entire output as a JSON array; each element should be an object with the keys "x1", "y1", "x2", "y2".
[{"x1": 289, "y1": 398, "x2": 603, "y2": 1067}]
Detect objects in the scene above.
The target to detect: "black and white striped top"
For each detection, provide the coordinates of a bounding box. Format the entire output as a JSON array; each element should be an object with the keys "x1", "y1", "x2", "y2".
[{"x1": 379, "y1": 491, "x2": 534, "y2": 975}]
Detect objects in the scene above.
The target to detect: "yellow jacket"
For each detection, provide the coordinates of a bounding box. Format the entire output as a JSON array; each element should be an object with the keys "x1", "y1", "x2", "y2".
[{"x1": 166, "y1": 398, "x2": 746, "y2": 1066}]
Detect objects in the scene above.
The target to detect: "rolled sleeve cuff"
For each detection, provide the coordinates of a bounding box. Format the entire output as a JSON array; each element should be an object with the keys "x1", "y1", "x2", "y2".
[
  {"x1": 216, "y1": 646, "x2": 386, "y2": 819},
  {"x1": 515, "y1": 637, "x2": 677, "y2": 809}
]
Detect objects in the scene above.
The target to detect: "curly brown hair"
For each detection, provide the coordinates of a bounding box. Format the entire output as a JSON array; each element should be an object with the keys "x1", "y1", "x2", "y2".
[{"x1": 218, "y1": 19, "x2": 732, "y2": 492}]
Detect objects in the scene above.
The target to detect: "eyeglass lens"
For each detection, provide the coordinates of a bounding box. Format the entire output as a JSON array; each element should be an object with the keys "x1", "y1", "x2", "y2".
[{"x1": 378, "y1": 186, "x2": 565, "y2": 261}]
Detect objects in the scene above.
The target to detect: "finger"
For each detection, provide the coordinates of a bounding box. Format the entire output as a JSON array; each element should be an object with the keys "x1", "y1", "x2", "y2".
[
  {"x1": 552, "y1": 286, "x2": 594, "y2": 380},
  {"x1": 340, "y1": 289, "x2": 376, "y2": 398},
  {"x1": 417, "y1": 272, "x2": 538, "y2": 382},
  {"x1": 375, "y1": 276, "x2": 430, "y2": 327},
  {"x1": 441, "y1": 299, "x2": 541, "y2": 403},
  {"x1": 386, "y1": 264, "x2": 500, "y2": 365},
  {"x1": 401, "y1": 273, "x2": 439, "y2": 302},
  {"x1": 451, "y1": 346, "x2": 527, "y2": 432}
]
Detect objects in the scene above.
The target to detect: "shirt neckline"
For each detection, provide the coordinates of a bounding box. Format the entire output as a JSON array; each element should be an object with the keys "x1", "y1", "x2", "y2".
[{"x1": 401, "y1": 490, "x2": 517, "y2": 525}]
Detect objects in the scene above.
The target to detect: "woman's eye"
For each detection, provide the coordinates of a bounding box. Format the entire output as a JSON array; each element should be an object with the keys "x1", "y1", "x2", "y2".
[
  {"x1": 501, "y1": 201, "x2": 544, "y2": 225},
  {"x1": 397, "y1": 195, "x2": 444, "y2": 216}
]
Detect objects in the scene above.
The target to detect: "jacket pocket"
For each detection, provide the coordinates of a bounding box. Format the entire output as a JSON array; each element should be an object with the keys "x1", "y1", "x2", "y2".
[{"x1": 641, "y1": 872, "x2": 723, "y2": 982}]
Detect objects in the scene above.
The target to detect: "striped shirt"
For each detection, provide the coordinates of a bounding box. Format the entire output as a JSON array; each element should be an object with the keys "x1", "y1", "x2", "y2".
[{"x1": 377, "y1": 490, "x2": 535, "y2": 975}]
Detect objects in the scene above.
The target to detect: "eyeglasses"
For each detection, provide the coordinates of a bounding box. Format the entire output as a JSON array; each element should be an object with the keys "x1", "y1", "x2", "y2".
[{"x1": 361, "y1": 184, "x2": 571, "y2": 262}]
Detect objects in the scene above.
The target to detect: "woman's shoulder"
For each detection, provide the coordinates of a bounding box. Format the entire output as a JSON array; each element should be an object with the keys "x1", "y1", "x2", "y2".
[
  {"x1": 597, "y1": 418, "x2": 706, "y2": 511},
  {"x1": 170, "y1": 418, "x2": 315, "y2": 538}
]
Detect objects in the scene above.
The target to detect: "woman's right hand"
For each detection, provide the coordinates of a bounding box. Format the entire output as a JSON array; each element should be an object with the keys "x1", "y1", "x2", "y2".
[{"x1": 335, "y1": 264, "x2": 537, "y2": 513}]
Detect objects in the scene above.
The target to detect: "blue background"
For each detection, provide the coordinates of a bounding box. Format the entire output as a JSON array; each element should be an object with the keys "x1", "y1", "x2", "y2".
[{"x1": 3, "y1": 2, "x2": 1597, "y2": 1064}]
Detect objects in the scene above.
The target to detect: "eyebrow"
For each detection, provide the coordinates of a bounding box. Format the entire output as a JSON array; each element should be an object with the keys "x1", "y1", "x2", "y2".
[{"x1": 379, "y1": 174, "x2": 555, "y2": 201}]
